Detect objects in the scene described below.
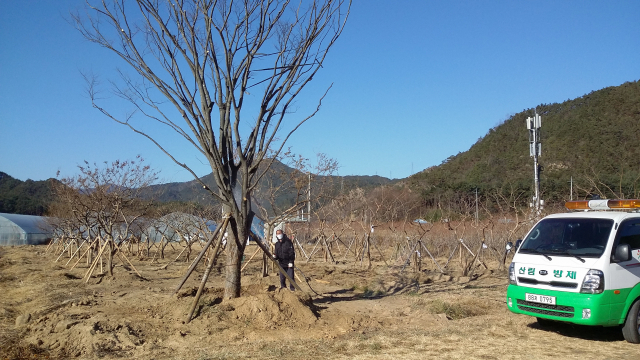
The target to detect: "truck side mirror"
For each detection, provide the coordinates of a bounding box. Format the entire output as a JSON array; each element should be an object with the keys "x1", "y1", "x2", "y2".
[
  {"x1": 613, "y1": 243, "x2": 631, "y2": 262},
  {"x1": 514, "y1": 239, "x2": 523, "y2": 251},
  {"x1": 506, "y1": 242, "x2": 513, "y2": 251}
]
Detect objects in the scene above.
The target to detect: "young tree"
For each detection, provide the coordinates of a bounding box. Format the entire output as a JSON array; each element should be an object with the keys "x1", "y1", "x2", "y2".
[
  {"x1": 72, "y1": 0, "x2": 350, "y2": 298},
  {"x1": 51, "y1": 158, "x2": 158, "y2": 276}
]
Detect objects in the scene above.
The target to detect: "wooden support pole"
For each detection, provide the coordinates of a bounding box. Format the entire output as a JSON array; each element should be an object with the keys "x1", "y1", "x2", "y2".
[
  {"x1": 111, "y1": 241, "x2": 143, "y2": 278},
  {"x1": 64, "y1": 240, "x2": 87, "y2": 266},
  {"x1": 463, "y1": 241, "x2": 484, "y2": 276},
  {"x1": 340, "y1": 236, "x2": 357, "y2": 261},
  {"x1": 55, "y1": 240, "x2": 74, "y2": 262},
  {"x1": 185, "y1": 248, "x2": 218, "y2": 323},
  {"x1": 322, "y1": 236, "x2": 336, "y2": 264},
  {"x1": 420, "y1": 241, "x2": 445, "y2": 273},
  {"x1": 306, "y1": 238, "x2": 322, "y2": 263},
  {"x1": 173, "y1": 217, "x2": 228, "y2": 295},
  {"x1": 84, "y1": 238, "x2": 109, "y2": 282},
  {"x1": 261, "y1": 252, "x2": 268, "y2": 277},
  {"x1": 366, "y1": 234, "x2": 372, "y2": 269},
  {"x1": 45, "y1": 236, "x2": 59, "y2": 253},
  {"x1": 294, "y1": 237, "x2": 310, "y2": 260},
  {"x1": 184, "y1": 221, "x2": 230, "y2": 323},
  {"x1": 460, "y1": 240, "x2": 488, "y2": 269},
  {"x1": 371, "y1": 237, "x2": 389, "y2": 267},
  {"x1": 400, "y1": 241, "x2": 420, "y2": 274},
  {"x1": 443, "y1": 243, "x2": 459, "y2": 269},
  {"x1": 70, "y1": 241, "x2": 95, "y2": 270},
  {"x1": 240, "y1": 246, "x2": 261, "y2": 272}
]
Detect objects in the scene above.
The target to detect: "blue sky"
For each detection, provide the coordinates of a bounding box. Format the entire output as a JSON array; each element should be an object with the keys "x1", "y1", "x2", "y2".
[{"x1": 1, "y1": 1, "x2": 639, "y2": 183}]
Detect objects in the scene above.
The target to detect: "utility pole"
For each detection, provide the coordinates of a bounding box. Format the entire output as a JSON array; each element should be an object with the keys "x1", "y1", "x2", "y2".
[
  {"x1": 307, "y1": 172, "x2": 311, "y2": 221},
  {"x1": 527, "y1": 111, "x2": 542, "y2": 213},
  {"x1": 569, "y1": 176, "x2": 573, "y2": 201},
  {"x1": 475, "y1": 188, "x2": 479, "y2": 226}
]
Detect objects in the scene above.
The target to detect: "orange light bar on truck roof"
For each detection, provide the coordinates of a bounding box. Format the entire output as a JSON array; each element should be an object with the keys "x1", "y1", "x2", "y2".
[{"x1": 565, "y1": 199, "x2": 640, "y2": 210}]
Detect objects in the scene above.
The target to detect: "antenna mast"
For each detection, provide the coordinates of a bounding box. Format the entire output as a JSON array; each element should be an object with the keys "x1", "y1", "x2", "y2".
[{"x1": 527, "y1": 110, "x2": 543, "y2": 213}]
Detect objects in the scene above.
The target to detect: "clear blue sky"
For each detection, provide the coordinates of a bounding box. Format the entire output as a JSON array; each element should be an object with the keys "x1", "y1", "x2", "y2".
[{"x1": 1, "y1": 1, "x2": 639, "y2": 183}]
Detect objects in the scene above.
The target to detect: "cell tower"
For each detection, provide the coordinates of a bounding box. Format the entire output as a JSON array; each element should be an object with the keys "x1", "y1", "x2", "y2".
[{"x1": 526, "y1": 111, "x2": 543, "y2": 213}]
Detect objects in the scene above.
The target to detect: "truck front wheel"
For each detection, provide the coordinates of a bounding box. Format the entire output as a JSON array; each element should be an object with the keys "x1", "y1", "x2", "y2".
[{"x1": 622, "y1": 300, "x2": 640, "y2": 343}]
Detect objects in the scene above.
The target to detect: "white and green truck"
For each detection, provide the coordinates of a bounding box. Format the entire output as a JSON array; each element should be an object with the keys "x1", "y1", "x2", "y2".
[{"x1": 506, "y1": 199, "x2": 640, "y2": 343}]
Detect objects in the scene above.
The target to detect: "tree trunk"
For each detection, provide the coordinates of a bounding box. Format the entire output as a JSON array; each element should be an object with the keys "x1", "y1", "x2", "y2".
[
  {"x1": 262, "y1": 223, "x2": 270, "y2": 277},
  {"x1": 160, "y1": 236, "x2": 166, "y2": 259},
  {"x1": 224, "y1": 233, "x2": 241, "y2": 298},
  {"x1": 223, "y1": 214, "x2": 251, "y2": 299},
  {"x1": 107, "y1": 240, "x2": 114, "y2": 276}
]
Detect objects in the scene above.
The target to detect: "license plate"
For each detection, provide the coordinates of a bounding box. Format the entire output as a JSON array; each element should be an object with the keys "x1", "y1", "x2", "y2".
[{"x1": 525, "y1": 293, "x2": 556, "y2": 305}]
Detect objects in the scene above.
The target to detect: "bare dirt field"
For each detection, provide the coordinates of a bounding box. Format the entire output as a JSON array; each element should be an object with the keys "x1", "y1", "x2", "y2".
[{"x1": 1, "y1": 244, "x2": 639, "y2": 359}]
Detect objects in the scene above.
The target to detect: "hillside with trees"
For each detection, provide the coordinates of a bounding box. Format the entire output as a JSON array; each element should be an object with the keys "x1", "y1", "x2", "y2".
[
  {"x1": 0, "y1": 172, "x2": 56, "y2": 215},
  {"x1": 0, "y1": 160, "x2": 394, "y2": 218},
  {"x1": 147, "y1": 160, "x2": 394, "y2": 206},
  {"x1": 409, "y1": 80, "x2": 640, "y2": 214}
]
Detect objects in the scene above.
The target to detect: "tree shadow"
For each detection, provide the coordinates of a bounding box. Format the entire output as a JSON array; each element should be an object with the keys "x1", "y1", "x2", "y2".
[{"x1": 312, "y1": 287, "x2": 396, "y2": 308}]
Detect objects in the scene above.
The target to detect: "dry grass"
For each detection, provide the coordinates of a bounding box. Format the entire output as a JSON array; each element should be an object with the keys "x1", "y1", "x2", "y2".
[{"x1": 2, "y1": 228, "x2": 639, "y2": 360}]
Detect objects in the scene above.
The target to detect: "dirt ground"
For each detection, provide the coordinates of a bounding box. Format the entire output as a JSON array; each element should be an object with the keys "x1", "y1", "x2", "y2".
[{"x1": 1, "y1": 244, "x2": 640, "y2": 359}]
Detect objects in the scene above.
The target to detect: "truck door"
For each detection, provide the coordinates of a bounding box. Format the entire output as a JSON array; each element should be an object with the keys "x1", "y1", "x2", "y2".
[{"x1": 609, "y1": 218, "x2": 640, "y2": 322}]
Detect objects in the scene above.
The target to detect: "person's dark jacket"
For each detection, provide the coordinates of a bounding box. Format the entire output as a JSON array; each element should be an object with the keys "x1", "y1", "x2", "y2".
[{"x1": 274, "y1": 235, "x2": 295, "y2": 265}]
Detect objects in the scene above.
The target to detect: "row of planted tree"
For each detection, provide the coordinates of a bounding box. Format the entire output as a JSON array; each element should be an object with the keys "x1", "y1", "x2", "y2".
[{"x1": 45, "y1": 158, "x2": 555, "y2": 305}]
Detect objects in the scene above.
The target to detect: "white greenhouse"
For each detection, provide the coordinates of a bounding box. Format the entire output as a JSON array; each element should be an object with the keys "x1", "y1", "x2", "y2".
[{"x1": 0, "y1": 213, "x2": 53, "y2": 246}]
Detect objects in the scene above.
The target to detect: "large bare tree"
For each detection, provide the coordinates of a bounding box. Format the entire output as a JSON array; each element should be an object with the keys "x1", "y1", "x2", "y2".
[{"x1": 72, "y1": 0, "x2": 350, "y2": 298}]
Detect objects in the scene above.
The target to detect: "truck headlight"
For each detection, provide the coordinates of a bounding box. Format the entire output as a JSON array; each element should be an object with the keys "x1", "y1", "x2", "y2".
[
  {"x1": 508, "y1": 262, "x2": 517, "y2": 285},
  {"x1": 580, "y1": 269, "x2": 604, "y2": 294}
]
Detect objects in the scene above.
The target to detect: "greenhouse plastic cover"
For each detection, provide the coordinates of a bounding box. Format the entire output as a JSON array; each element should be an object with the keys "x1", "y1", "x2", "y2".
[{"x1": 0, "y1": 213, "x2": 53, "y2": 245}]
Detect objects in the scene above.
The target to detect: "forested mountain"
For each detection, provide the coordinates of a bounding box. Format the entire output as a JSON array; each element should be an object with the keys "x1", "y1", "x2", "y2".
[
  {"x1": 0, "y1": 172, "x2": 57, "y2": 215},
  {"x1": 0, "y1": 161, "x2": 393, "y2": 216},
  {"x1": 147, "y1": 160, "x2": 395, "y2": 208},
  {"x1": 409, "y1": 80, "x2": 640, "y2": 207}
]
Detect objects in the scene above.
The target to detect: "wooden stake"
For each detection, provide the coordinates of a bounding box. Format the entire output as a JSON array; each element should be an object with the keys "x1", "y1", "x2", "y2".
[
  {"x1": 240, "y1": 247, "x2": 261, "y2": 272},
  {"x1": 185, "y1": 250, "x2": 218, "y2": 323},
  {"x1": 306, "y1": 238, "x2": 322, "y2": 263},
  {"x1": 444, "y1": 243, "x2": 459, "y2": 269},
  {"x1": 420, "y1": 241, "x2": 445, "y2": 273},
  {"x1": 84, "y1": 238, "x2": 109, "y2": 282},
  {"x1": 371, "y1": 237, "x2": 389, "y2": 267},
  {"x1": 400, "y1": 241, "x2": 420, "y2": 274},
  {"x1": 64, "y1": 240, "x2": 87, "y2": 266},
  {"x1": 111, "y1": 241, "x2": 143, "y2": 278},
  {"x1": 173, "y1": 217, "x2": 228, "y2": 295},
  {"x1": 463, "y1": 241, "x2": 484, "y2": 276},
  {"x1": 366, "y1": 234, "x2": 372, "y2": 269},
  {"x1": 322, "y1": 236, "x2": 336, "y2": 264},
  {"x1": 294, "y1": 237, "x2": 309, "y2": 260},
  {"x1": 70, "y1": 241, "x2": 94, "y2": 270}
]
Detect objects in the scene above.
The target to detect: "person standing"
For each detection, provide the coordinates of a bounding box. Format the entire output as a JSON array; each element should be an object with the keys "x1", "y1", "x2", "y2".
[{"x1": 273, "y1": 229, "x2": 296, "y2": 291}]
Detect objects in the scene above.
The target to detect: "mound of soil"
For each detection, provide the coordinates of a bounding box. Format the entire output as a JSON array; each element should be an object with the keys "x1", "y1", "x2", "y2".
[
  {"x1": 17, "y1": 284, "x2": 319, "y2": 358},
  {"x1": 221, "y1": 289, "x2": 318, "y2": 328},
  {"x1": 20, "y1": 308, "x2": 140, "y2": 358}
]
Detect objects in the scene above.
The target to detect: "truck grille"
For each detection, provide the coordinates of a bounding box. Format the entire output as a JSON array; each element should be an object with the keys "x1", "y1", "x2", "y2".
[
  {"x1": 517, "y1": 277, "x2": 578, "y2": 289},
  {"x1": 516, "y1": 299, "x2": 575, "y2": 318}
]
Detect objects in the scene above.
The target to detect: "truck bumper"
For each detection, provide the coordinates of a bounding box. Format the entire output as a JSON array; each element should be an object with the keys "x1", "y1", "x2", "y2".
[{"x1": 506, "y1": 285, "x2": 616, "y2": 326}]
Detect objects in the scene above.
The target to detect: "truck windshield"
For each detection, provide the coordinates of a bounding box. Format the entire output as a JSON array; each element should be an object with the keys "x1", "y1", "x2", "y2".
[{"x1": 519, "y1": 218, "x2": 614, "y2": 258}]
